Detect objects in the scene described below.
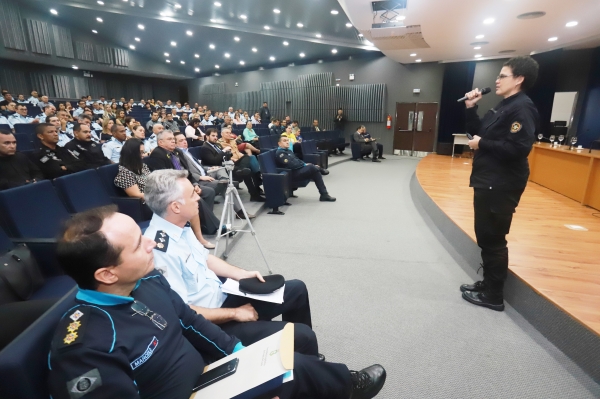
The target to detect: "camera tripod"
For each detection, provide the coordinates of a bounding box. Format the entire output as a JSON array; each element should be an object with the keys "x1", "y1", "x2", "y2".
[{"x1": 214, "y1": 161, "x2": 273, "y2": 275}]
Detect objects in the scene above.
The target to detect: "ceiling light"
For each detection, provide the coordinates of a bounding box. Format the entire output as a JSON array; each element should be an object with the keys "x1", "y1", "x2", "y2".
[
  {"x1": 72, "y1": 65, "x2": 78, "y2": 69},
  {"x1": 234, "y1": 37, "x2": 240, "y2": 41},
  {"x1": 188, "y1": 9, "x2": 193, "y2": 16},
  {"x1": 316, "y1": 33, "x2": 322, "y2": 38},
  {"x1": 214, "y1": 1, "x2": 221, "y2": 6},
  {"x1": 194, "y1": 53, "x2": 200, "y2": 58},
  {"x1": 174, "y1": 3, "x2": 181, "y2": 9},
  {"x1": 474, "y1": 46, "x2": 482, "y2": 50},
  {"x1": 474, "y1": 54, "x2": 482, "y2": 58},
  {"x1": 96, "y1": 17, "x2": 103, "y2": 22},
  {"x1": 396, "y1": 16, "x2": 406, "y2": 21},
  {"x1": 264, "y1": 25, "x2": 270, "y2": 30},
  {"x1": 92, "y1": 30, "x2": 98, "y2": 34},
  {"x1": 358, "y1": 33, "x2": 363, "y2": 37},
  {"x1": 239, "y1": 15, "x2": 247, "y2": 19},
  {"x1": 215, "y1": 65, "x2": 220, "y2": 69},
  {"x1": 331, "y1": 10, "x2": 339, "y2": 15},
  {"x1": 186, "y1": 30, "x2": 193, "y2": 36},
  {"x1": 97, "y1": 0, "x2": 104, "y2": 5},
  {"x1": 415, "y1": 59, "x2": 422, "y2": 63},
  {"x1": 138, "y1": 24, "x2": 145, "y2": 30},
  {"x1": 299, "y1": 53, "x2": 305, "y2": 57},
  {"x1": 566, "y1": 21, "x2": 578, "y2": 27},
  {"x1": 50, "y1": 9, "x2": 58, "y2": 15},
  {"x1": 164, "y1": 52, "x2": 169, "y2": 56},
  {"x1": 269, "y1": 56, "x2": 275, "y2": 61},
  {"x1": 195, "y1": 67, "x2": 200, "y2": 72},
  {"x1": 209, "y1": 44, "x2": 215, "y2": 49},
  {"x1": 346, "y1": 23, "x2": 352, "y2": 28},
  {"x1": 166, "y1": 60, "x2": 171, "y2": 63},
  {"x1": 297, "y1": 22, "x2": 304, "y2": 28},
  {"x1": 239, "y1": 61, "x2": 245, "y2": 65},
  {"x1": 283, "y1": 41, "x2": 289, "y2": 46},
  {"x1": 410, "y1": 53, "x2": 417, "y2": 56},
  {"x1": 180, "y1": 61, "x2": 185, "y2": 64},
  {"x1": 331, "y1": 49, "x2": 337, "y2": 54},
  {"x1": 224, "y1": 53, "x2": 230, "y2": 58},
  {"x1": 475, "y1": 34, "x2": 484, "y2": 39},
  {"x1": 171, "y1": 41, "x2": 177, "y2": 46},
  {"x1": 517, "y1": 11, "x2": 546, "y2": 19},
  {"x1": 273, "y1": 9, "x2": 281, "y2": 14},
  {"x1": 548, "y1": 37, "x2": 558, "y2": 41},
  {"x1": 483, "y1": 18, "x2": 495, "y2": 24},
  {"x1": 160, "y1": 10, "x2": 174, "y2": 17},
  {"x1": 252, "y1": 47, "x2": 257, "y2": 52},
  {"x1": 129, "y1": 45, "x2": 135, "y2": 50},
  {"x1": 134, "y1": 37, "x2": 140, "y2": 42},
  {"x1": 210, "y1": 19, "x2": 217, "y2": 23}
]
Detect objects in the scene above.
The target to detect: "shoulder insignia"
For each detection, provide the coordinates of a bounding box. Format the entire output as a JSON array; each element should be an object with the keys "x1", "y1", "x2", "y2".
[
  {"x1": 56, "y1": 308, "x2": 89, "y2": 350},
  {"x1": 154, "y1": 230, "x2": 169, "y2": 252},
  {"x1": 510, "y1": 122, "x2": 522, "y2": 133},
  {"x1": 284, "y1": 159, "x2": 288, "y2": 163},
  {"x1": 279, "y1": 153, "x2": 284, "y2": 157}
]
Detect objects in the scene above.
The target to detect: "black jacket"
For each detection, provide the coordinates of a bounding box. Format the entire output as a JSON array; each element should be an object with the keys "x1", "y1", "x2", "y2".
[
  {"x1": 0, "y1": 152, "x2": 44, "y2": 190},
  {"x1": 199, "y1": 141, "x2": 227, "y2": 167},
  {"x1": 30, "y1": 144, "x2": 86, "y2": 179},
  {"x1": 269, "y1": 126, "x2": 282, "y2": 136},
  {"x1": 310, "y1": 126, "x2": 321, "y2": 132},
  {"x1": 145, "y1": 146, "x2": 195, "y2": 183},
  {"x1": 466, "y1": 91, "x2": 539, "y2": 191},
  {"x1": 259, "y1": 106, "x2": 271, "y2": 123},
  {"x1": 64, "y1": 139, "x2": 111, "y2": 169},
  {"x1": 275, "y1": 147, "x2": 305, "y2": 170},
  {"x1": 333, "y1": 114, "x2": 346, "y2": 131}
]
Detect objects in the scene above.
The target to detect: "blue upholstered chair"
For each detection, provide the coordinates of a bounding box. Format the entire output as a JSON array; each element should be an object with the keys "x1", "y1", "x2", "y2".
[{"x1": 257, "y1": 150, "x2": 292, "y2": 215}]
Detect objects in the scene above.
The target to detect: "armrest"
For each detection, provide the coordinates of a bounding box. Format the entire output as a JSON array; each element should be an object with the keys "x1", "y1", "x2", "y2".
[
  {"x1": 303, "y1": 154, "x2": 320, "y2": 165},
  {"x1": 111, "y1": 197, "x2": 146, "y2": 222},
  {"x1": 276, "y1": 168, "x2": 291, "y2": 174}
]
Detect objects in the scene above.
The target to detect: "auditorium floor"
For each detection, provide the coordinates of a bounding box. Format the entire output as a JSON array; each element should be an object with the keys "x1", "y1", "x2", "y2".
[{"x1": 223, "y1": 156, "x2": 600, "y2": 399}]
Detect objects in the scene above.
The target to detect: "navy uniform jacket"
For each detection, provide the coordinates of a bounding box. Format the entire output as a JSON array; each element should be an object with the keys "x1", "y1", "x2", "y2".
[
  {"x1": 275, "y1": 147, "x2": 305, "y2": 170},
  {"x1": 48, "y1": 271, "x2": 242, "y2": 399},
  {"x1": 466, "y1": 91, "x2": 539, "y2": 191},
  {"x1": 30, "y1": 144, "x2": 85, "y2": 179},
  {"x1": 64, "y1": 139, "x2": 111, "y2": 169}
]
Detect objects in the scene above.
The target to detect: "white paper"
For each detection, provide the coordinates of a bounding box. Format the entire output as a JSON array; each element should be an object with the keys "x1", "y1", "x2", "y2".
[{"x1": 221, "y1": 278, "x2": 285, "y2": 304}]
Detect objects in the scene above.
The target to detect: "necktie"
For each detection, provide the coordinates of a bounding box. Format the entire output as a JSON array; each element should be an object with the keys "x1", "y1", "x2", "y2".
[{"x1": 171, "y1": 153, "x2": 183, "y2": 170}]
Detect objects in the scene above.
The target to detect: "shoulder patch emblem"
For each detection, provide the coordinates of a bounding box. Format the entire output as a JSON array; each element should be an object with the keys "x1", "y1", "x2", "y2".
[
  {"x1": 67, "y1": 368, "x2": 102, "y2": 398},
  {"x1": 284, "y1": 159, "x2": 288, "y2": 163},
  {"x1": 154, "y1": 231, "x2": 169, "y2": 252},
  {"x1": 510, "y1": 122, "x2": 522, "y2": 133}
]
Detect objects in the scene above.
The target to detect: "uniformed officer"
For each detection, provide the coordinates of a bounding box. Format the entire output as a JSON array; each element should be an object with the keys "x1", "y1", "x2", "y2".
[
  {"x1": 36, "y1": 103, "x2": 56, "y2": 123},
  {"x1": 54, "y1": 112, "x2": 74, "y2": 147},
  {"x1": 31, "y1": 123, "x2": 84, "y2": 179},
  {"x1": 460, "y1": 56, "x2": 540, "y2": 311},
  {"x1": 144, "y1": 123, "x2": 162, "y2": 154},
  {"x1": 275, "y1": 136, "x2": 336, "y2": 202},
  {"x1": 0, "y1": 114, "x2": 8, "y2": 125},
  {"x1": 48, "y1": 206, "x2": 386, "y2": 399},
  {"x1": 7, "y1": 104, "x2": 38, "y2": 129},
  {"x1": 64, "y1": 122, "x2": 111, "y2": 169},
  {"x1": 102, "y1": 124, "x2": 127, "y2": 163}
]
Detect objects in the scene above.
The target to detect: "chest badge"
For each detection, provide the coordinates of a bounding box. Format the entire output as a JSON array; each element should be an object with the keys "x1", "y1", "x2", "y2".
[{"x1": 510, "y1": 122, "x2": 522, "y2": 133}]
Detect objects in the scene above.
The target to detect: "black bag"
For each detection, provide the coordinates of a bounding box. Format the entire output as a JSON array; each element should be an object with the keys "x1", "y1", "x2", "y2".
[
  {"x1": 0, "y1": 244, "x2": 45, "y2": 305},
  {"x1": 239, "y1": 274, "x2": 285, "y2": 295}
]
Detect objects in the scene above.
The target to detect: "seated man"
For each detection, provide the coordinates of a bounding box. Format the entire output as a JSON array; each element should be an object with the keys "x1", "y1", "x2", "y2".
[
  {"x1": 144, "y1": 123, "x2": 162, "y2": 153},
  {"x1": 7, "y1": 104, "x2": 39, "y2": 128},
  {"x1": 64, "y1": 122, "x2": 111, "y2": 170},
  {"x1": 37, "y1": 95, "x2": 51, "y2": 110},
  {"x1": 276, "y1": 136, "x2": 336, "y2": 202},
  {"x1": 352, "y1": 126, "x2": 381, "y2": 162},
  {"x1": 31, "y1": 123, "x2": 85, "y2": 179},
  {"x1": 35, "y1": 103, "x2": 56, "y2": 123},
  {"x1": 0, "y1": 114, "x2": 9, "y2": 126},
  {"x1": 360, "y1": 126, "x2": 385, "y2": 161},
  {"x1": 102, "y1": 124, "x2": 127, "y2": 163},
  {"x1": 311, "y1": 119, "x2": 321, "y2": 131},
  {"x1": 48, "y1": 205, "x2": 386, "y2": 399},
  {"x1": 54, "y1": 111, "x2": 74, "y2": 147},
  {"x1": 146, "y1": 111, "x2": 162, "y2": 131},
  {"x1": 0, "y1": 130, "x2": 44, "y2": 190},
  {"x1": 270, "y1": 119, "x2": 282, "y2": 135}
]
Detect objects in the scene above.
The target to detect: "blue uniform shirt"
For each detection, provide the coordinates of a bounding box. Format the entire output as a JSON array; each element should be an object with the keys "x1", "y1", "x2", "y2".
[
  {"x1": 144, "y1": 134, "x2": 158, "y2": 153},
  {"x1": 102, "y1": 137, "x2": 125, "y2": 163},
  {"x1": 0, "y1": 115, "x2": 8, "y2": 125},
  {"x1": 143, "y1": 214, "x2": 228, "y2": 309},
  {"x1": 7, "y1": 114, "x2": 34, "y2": 129}
]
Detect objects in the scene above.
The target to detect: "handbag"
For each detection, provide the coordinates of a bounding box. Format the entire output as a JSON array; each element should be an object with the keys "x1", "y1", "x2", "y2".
[{"x1": 0, "y1": 244, "x2": 45, "y2": 305}]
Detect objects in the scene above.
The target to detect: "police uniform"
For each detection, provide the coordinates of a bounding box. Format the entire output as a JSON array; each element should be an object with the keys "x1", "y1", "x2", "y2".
[
  {"x1": 7, "y1": 114, "x2": 34, "y2": 129},
  {"x1": 144, "y1": 134, "x2": 158, "y2": 153},
  {"x1": 57, "y1": 130, "x2": 74, "y2": 147},
  {"x1": 465, "y1": 91, "x2": 538, "y2": 302},
  {"x1": 27, "y1": 96, "x2": 39, "y2": 106},
  {"x1": 64, "y1": 139, "x2": 111, "y2": 169},
  {"x1": 275, "y1": 147, "x2": 329, "y2": 195},
  {"x1": 73, "y1": 108, "x2": 85, "y2": 118},
  {"x1": 36, "y1": 112, "x2": 50, "y2": 123},
  {"x1": 0, "y1": 115, "x2": 9, "y2": 125},
  {"x1": 31, "y1": 144, "x2": 85, "y2": 179},
  {"x1": 143, "y1": 214, "x2": 319, "y2": 356},
  {"x1": 102, "y1": 137, "x2": 125, "y2": 163}
]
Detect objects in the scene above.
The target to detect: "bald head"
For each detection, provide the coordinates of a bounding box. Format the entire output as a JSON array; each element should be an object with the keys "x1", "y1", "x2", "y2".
[{"x1": 153, "y1": 123, "x2": 164, "y2": 135}]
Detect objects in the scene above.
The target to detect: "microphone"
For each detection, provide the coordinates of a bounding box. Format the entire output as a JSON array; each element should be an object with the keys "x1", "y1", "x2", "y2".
[{"x1": 457, "y1": 87, "x2": 491, "y2": 103}]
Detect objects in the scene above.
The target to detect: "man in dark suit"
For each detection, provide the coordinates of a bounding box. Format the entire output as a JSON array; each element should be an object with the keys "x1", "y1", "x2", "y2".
[
  {"x1": 310, "y1": 119, "x2": 321, "y2": 132},
  {"x1": 259, "y1": 101, "x2": 271, "y2": 124},
  {"x1": 269, "y1": 119, "x2": 282, "y2": 135}
]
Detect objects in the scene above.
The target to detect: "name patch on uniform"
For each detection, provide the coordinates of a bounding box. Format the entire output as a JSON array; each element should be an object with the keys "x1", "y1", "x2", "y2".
[
  {"x1": 510, "y1": 122, "x2": 522, "y2": 133},
  {"x1": 130, "y1": 337, "x2": 159, "y2": 370}
]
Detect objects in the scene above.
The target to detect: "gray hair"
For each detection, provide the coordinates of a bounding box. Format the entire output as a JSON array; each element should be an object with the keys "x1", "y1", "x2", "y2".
[
  {"x1": 156, "y1": 129, "x2": 172, "y2": 141},
  {"x1": 144, "y1": 170, "x2": 188, "y2": 217}
]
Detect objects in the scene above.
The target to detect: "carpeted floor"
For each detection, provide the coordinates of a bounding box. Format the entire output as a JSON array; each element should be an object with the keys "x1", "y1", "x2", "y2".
[{"x1": 222, "y1": 156, "x2": 600, "y2": 399}]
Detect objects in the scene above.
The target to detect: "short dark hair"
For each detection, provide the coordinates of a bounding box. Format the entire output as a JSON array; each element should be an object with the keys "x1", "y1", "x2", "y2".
[
  {"x1": 57, "y1": 205, "x2": 122, "y2": 290},
  {"x1": 110, "y1": 123, "x2": 121, "y2": 134},
  {"x1": 0, "y1": 129, "x2": 13, "y2": 137},
  {"x1": 35, "y1": 123, "x2": 54, "y2": 136},
  {"x1": 206, "y1": 128, "x2": 217, "y2": 136},
  {"x1": 503, "y1": 56, "x2": 539, "y2": 91},
  {"x1": 72, "y1": 122, "x2": 83, "y2": 132},
  {"x1": 120, "y1": 138, "x2": 143, "y2": 175},
  {"x1": 124, "y1": 116, "x2": 134, "y2": 126},
  {"x1": 190, "y1": 118, "x2": 201, "y2": 126}
]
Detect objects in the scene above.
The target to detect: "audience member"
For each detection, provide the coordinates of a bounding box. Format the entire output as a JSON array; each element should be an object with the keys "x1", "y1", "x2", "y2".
[
  {"x1": 146, "y1": 111, "x2": 162, "y2": 131},
  {"x1": 0, "y1": 130, "x2": 43, "y2": 190},
  {"x1": 228, "y1": 106, "x2": 235, "y2": 118},
  {"x1": 201, "y1": 113, "x2": 213, "y2": 126},
  {"x1": 0, "y1": 113, "x2": 9, "y2": 125},
  {"x1": 0, "y1": 92, "x2": 13, "y2": 109},
  {"x1": 311, "y1": 119, "x2": 321, "y2": 131},
  {"x1": 163, "y1": 112, "x2": 180, "y2": 133},
  {"x1": 55, "y1": 111, "x2": 74, "y2": 146},
  {"x1": 8, "y1": 104, "x2": 39, "y2": 128},
  {"x1": 361, "y1": 127, "x2": 385, "y2": 160},
  {"x1": 233, "y1": 111, "x2": 244, "y2": 125},
  {"x1": 185, "y1": 118, "x2": 205, "y2": 146},
  {"x1": 101, "y1": 118, "x2": 114, "y2": 142},
  {"x1": 218, "y1": 127, "x2": 264, "y2": 199},
  {"x1": 353, "y1": 126, "x2": 381, "y2": 162},
  {"x1": 250, "y1": 112, "x2": 261, "y2": 124},
  {"x1": 102, "y1": 124, "x2": 127, "y2": 163},
  {"x1": 73, "y1": 100, "x2": 86, "y2": 117},
  {"x1": 242, "y1": 121, "x2": 260, "y2": 147},
  {"x1": 1, "y1": 101, "x2": 17, "y2": 117},
  {"x1": 270, "y1": 119, "x2": 282, "y2": 135},
  {"x1": 64, "y1": 123, "x2": 111, "y2": 169},
  {"x1": 334, "y1": 108, "x2": 347, "y2": 131},
  {"x1": 259, "y1": 101, "x2": 271, "y2": 124},
  {"x1": 144, "y1": 123, "x2": 163, "y2": 153},
  {"x1": 31, "y1": 123, "x2": 84, "y2": 179},
  {"x1": 27, "y1": 90, "x2": 40, "y2": 106}
]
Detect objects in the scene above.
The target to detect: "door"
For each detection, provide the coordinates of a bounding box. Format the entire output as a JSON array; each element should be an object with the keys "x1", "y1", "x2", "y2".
[
  {"x1": 394, "y1": 102, "x2": 417, "y2": 151},
  {"x1": 393, "y1": 102, "x2": 438, "y2": 153}
]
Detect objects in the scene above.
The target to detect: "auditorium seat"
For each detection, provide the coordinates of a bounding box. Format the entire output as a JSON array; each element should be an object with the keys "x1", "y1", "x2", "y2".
[
  {"x1": 0, "y1": 124, "x2": 10, "y2": 131},
  {"x1": 14, "y1": 123, "x2": 37, "y2": 136},
  {"x1": 257, "y1": 150, "x2": 292, "y2": 215},
  {"x1": 301, "y1": 140, "x2": 328, "y2": 168},
  {"x1": 14, "y1": 133, "x2": 34, "y2": 151},
  {"x1": 259, "y1": 135, "x2": 276, "y2": 150}
]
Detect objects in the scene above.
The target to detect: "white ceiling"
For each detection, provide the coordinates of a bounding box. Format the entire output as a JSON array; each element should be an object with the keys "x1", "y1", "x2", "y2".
[{"x1": 339, "y1": 0, "x2": 600, "y2": 64}]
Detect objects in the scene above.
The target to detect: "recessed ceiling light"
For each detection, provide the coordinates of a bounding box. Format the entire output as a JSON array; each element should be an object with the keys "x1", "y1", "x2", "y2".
[
  {"x1": 164, "y1": 52, "x2": 169, "y2": 56},
  {"x1": 129, "y1": 45, "x2": 135, "y2": 50},
  {"x1": 92, "y1": 30, "x2": 98, "y2": 34},
  {"x1": 410, "y1": 53, "x2": 417, "y2": 56},
  {"x1": 517, "y1": 11, "x2": 546, "y2": 20},
  {"x1": 138, "y1": 24, "x2": 145, "y2": 30},
  {"x1": 346, "y1": 23, "x2": 352, "y2": 28},
  {"x1": 331, "y1": 49, "x2": 338, "y2": 54},
  {"x1": 180, "y1": 60, "x2": 185, "y2": 64},
  {"x1": 358, "y1": 33, "x2": 363, "y2": 37},
  {"x1": 566, "y1": 21, "x2": 578, "y2": 27},
  {"x1": 269, "y1": 56, "x2": 275, "y2": 61},
  {"x1": 188, "y1": 9, "x2": 193, "y2": 16},
  {"x1": 415, "y1": 59, "x2": 422, "y2": 62},
  {"x1": 97, "y1": 0, "x2": 104, "y2": 5},
  {"x1": 160, "y1": 10, "x2": 174, "y2": 17},
  {"x1": 331, "y1": 10, "x2": 339, "y2": 15},
  {"x1": 474, "y1": 46, "x2": 481, "y2": 50},
  {"x1": 210, "y1": 19, "x2": 217, "y2": 23},
  {"x1": 134, "y1": 37, "x2": 140, "y2": 42},
  {"x1": 475, "y1": 34, "x2": 484, "y2": 39},
  {"x1": 214, "y1": 1, "x2": 221, "y2": 6},
  {"x1": 252, "y1": 47, "x2": 258, "y2": 52},
  {"x1": 186, "y1": 30, "x2": 193, "y2": 36},
  {"x1": 297, "y1": 22, "x2": 304, "y2": 28},
  {"x1": 50, "y1": 9, "x2": 58, "y2": 15},
  {"x1": 166, "y1": 60, "x2": 171, "y2": 63},
  {"x1": 239, "y1": 61, "x2": 245, "y2": 65},
  {"x1": 234, "y1": 37, "x2": 240, "y2": 41},
  {"x1": 174, "y1": 3, "x2": 181, "y2": 9},
  {"x1": 194, "y1": 54, "x2": 200, "y2": 58},
  {"x1": 318, "y1": 60, "x2": 323, "y2": 63},
  {"x1": 239, "y1": 15, "x2": 247, "y2": 19},
  {"x1": 299, "y1": 53, "x2": 305, "y2": 57},
  {"x1": 548, "y1": 37, "x2": 558, "y2": 41},
  {"x1": 316, "y1": 33, "x2": 322, "y2": 38},
  {"x1": 264, "y1": 25, "x2": 270, "y2": 30},
  {"x1": 273, "y1": 9, "x2": 281, "y2": 14},
  {"x1": 396, "y1": 16, "x2": 406, "y2": 21},
  {"x1": 224, "y1": 53, "x2": 230, "y2": 58},
  {"x1": 283, "y1": 41, "x2": 289, "y2": 46},
  {"x1": 474, "y1": 54, "x2": 482, "y2": 58},
  {"x1": 96, "y1": 17, "x2": 103, "y2": 22},
  {"x1": 171, "y1": 41, "x2": 177, "y2": 46},
  {"x1": 72, "y1": 65, "x2": 78, "y2": 69},
  {"x1": 195, "y1": 67, "x2": 200, "y2": 72},
  {"x1": 215, "y1": 65, "x2": 220, "y2": 69},
  {"x1": 483, "y1": 18, "x2": 495, "y2": 24},
  {"x1": 209, "y1": 44, "x2": 215, "y2": 49}
]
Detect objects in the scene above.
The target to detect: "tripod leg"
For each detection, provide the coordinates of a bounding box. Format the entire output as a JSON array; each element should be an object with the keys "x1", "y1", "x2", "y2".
[{"x1": 214, "y1": 189, "x2": 230, "y2": 255}]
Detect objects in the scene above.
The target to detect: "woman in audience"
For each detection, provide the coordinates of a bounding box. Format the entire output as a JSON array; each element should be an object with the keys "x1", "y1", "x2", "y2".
[
  {"x1": 57, "y1": 103, "x2": 66, "y2": 112},
  {"x1": 123, "y1": 103, "x2": 131, "y2": 115},
  {"x1": 116, "y1": 139, "x2": 215, "y2": 248},
  {"x1": 281, "y1": 124, "x2": 297, "y2": 152},
  {"x1": 233, "y1": 111, "x2": 243, "y2": 125},
  {"x1": 131, "y1": 124, "x2": 146, "y2": 140},
  {"x1": 243, "y1": 121, "x2": 260, "y2": 149},
  {"x1": 65, "y1": 102, "x2": 73, "y2": 115},
  {"x1": 101, "y1": 118, "x2": 114, "y2": 142},
  {"x1": 159, "y1": 108, "x2": 167, "y2": 122},
  {"x1": 115, "y1": 109, "x2": 126, "y2": 125},
  {"x1": 242, "y1": 111, "x2": 250, "y2": 123},
  {"x1": 185, "y1": 118, "x2": 205, "y2": 146},
  {"x1": 104, "y1": 104, "x2": 116, "y2": 120},
  {"x1": 145, "y1": 102, "x2": 153, "y2": 114}
]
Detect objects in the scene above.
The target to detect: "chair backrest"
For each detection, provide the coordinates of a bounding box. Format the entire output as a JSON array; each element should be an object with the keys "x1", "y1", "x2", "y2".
[
  {"x1": 0, "y1": 289, "x2": 77, "y2": 399},
  {"x1": 54, "y1": 169, "x2": 113, "y2": 213},
  {"x1": 188, "y1": 146, "x2": 202, "y2": 161},
  {"x1": 0, "y1": 123, "x2": 10, "y2": 131},
  {"x1": 14, "y1": 133, "x2": 34, "y2": 151},
  {"x1": 0, "y1": 181, "x2": 71, "y2": 238},
  {"x1": 257, "y1": 150, "x2": 277, "y2": 173},
  {"x1": 97, "y1": 164, "x2": 124, "y2": 197},
  {"x1": 0, "y1": 226, "x2": 15, "y2": 253},
  {"x1": 258, "y1": 135, "x2": 273, "y2": 150},
  {"x1": 14, "y1": 123, "x2": 37, "y2": 136}
]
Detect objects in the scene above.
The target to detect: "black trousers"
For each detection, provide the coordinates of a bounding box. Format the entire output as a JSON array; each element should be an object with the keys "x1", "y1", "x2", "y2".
[
  {"x1": 291, "y1": 165, "x2": 327, "y2": 194},
  {"x1": 198, "y1": 197, "x2": 220, "y2": 235},
  {"x1": 0, "y1": 299, "x2": 56, "y2": 350},
  {"x1": 219, "y1": 280, "x2": 317, "y2": 355},
  {"x1": 473, "y1": 188, "x2": 524, "y2": 297}
]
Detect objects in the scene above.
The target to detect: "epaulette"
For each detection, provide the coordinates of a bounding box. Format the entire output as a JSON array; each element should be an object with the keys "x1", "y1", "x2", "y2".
[
  {"x1": 55, "y1": 307, "x2": 90, "y2": 351},
  {"x1": 154, "y1": 230, "x2": 169, "y2": 252}
]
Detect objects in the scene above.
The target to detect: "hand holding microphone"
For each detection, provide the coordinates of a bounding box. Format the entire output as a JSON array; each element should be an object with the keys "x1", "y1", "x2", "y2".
[{"x1": 458, "y1": 87, "x2": 491, "y2": 108}]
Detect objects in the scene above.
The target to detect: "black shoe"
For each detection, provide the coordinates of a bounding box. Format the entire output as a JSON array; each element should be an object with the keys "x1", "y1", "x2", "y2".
[
  {"x1": 378, "y1": 156, "x2": 386, "y2": 159},
  {"x1": 250, "y1": 195, "x2": 266, "y2": 202},
  {"x1": 236, "y1": 211, "x2": 256, "y2": 219},
  {"x1": 352, "y1": 158, "x2": 361, "y2": 162},
  {"x1": 365, "y1": 155, "x2": 371, "y2": 158},
  {"x1": 339, "y1": 151, "x2": 345, "y2": 155},
  {"x1": 317, "y1": 353, "x2": 326, "y2": 362},
  {"x1": 460, "y1": 280, "x2": 485, "y2": 293},
  {"x1": 319, "y1": 168, "x2": 329, "y2": 175},
  {"x1": 319, "y1": 194, "x2": 336, "y2": 202},
  {"x1": 372, "y1": 158, "x2": 381, "y2": 163},
  {"x1": 350, "y1": 365, "x2": 386, "y2": 399},
  {"x1": 257, "y1": 187, "x2": 264, "y2": 194},
  {"x1": 462, "y1": 291, "x2": 505, "y2": 311}
]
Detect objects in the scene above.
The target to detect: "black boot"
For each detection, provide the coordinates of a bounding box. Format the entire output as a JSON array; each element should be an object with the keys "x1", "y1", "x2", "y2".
[
  {"x1": 460, "y1": 280, "x2": 485, "y2": 293},
  {"x1": 350, "y1": 365, "x2": 386, "y2": 399},
  {"x1": 319, "y1": 193, "x2": 336, "y2": 202},
  {"x1": 462, "y1": 290, "x2": 505, "y2": 311}
]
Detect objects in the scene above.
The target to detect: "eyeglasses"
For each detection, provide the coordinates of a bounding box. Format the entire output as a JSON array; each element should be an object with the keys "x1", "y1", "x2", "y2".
[
  {"x1": 131, "y1": 300, "x2": 168, "y2": 330},
  {"x1": 496, "y1": 74, "x2": 514, "y2": 80}
]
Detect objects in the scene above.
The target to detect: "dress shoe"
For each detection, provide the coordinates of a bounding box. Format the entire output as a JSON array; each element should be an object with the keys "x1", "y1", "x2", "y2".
[
  {"x1": 236, "y1": 211, "x2": 256, "y2": 219},
  {"x1": 201, "y1": 241, "x2": 215, "y2": 249},
  {"x1": 319, "y1": 168, "x2": 330, "y2": 176},
  {"x1": 378, "y1": 156, "x2": 386, "y2": 159},
  {"x1": 460, "y1": 280, "x2": 485, "y2": 293},
  {"x1": 372, "y1": 158, "x2": 381, "y2": 163},
  {"x1": 319, "y1": 194, "x2": 336, "y2": 202},
  {"x1": 350, "y1": 364, "x2": 386, "y2": 399},
  {"x1": 462, "y1": 290, "x2": 505, "y2": 311},
  {"x1": 250, "y1": 195, "x2": 266, "y2": 202},
  {"x1": 317, "y1": 353, "x2": 326, "y2": 362}
]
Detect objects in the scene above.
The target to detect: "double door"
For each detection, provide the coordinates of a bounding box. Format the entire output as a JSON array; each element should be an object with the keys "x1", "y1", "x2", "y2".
[{"x1": 393, "y1": 102, "x2": 438, "y2": 154}]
